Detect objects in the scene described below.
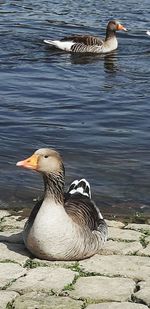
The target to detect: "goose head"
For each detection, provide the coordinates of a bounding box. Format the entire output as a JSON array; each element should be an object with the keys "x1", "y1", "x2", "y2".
[
  {"x1": 16, "y1": 148, "x2": 64, "y2": 175},
  {"x1": 107, "y1": 20, "x2": 127, "y2": 33}
]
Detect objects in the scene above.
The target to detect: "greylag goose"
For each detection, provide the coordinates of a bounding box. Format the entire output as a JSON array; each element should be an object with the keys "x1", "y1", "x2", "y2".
[
  {"x1": 44, "y1": 20, "x2": 127, "y2": 54},
  {"x1": 16, "y1": 148, "x2": 108, "y2": 261}
]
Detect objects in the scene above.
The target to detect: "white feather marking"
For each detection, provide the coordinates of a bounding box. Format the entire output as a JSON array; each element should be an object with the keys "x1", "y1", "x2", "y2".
[
  {"x1": 78, "y1": 178, "x2": 91, "y2": 198},
  {"x1": 69, "y1": 189, "x2": 77, "y2": 195},
  {"x1": 69, "y1": 187, "x2": 84, "y2": 195},
  {"x1": 82, "y1": 192, "x2": 89, "y2": 197},
  {"x1": 146, "y1": 31, "x2": 150, "y2": 36},
  {"x1": 44, "y1": 39, "x2": 75, "y2": 51},
  {"x1": 76, "y1": 187, "x2": 84, "y2": 194}
]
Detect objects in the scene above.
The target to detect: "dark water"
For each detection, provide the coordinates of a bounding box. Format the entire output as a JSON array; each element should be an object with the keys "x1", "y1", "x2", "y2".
[{"x1": 0, "y1": 0, "x2": 150, "y2": 216}]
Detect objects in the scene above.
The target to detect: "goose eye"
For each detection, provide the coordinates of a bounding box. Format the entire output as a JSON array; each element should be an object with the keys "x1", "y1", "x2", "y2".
[{"x1": 44, "y1": 155, "x2": 49, "y2": 158}]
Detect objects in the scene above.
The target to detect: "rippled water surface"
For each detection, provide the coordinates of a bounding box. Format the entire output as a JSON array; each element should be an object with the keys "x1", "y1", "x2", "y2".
[{"x1": 0, "y1": 0, "x2": 150, "y2": 216}]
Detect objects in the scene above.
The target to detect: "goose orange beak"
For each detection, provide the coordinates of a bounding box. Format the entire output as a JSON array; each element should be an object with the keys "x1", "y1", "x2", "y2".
[
  {"x1": 16, "y1": 154, "x2": 39, "y2": 170},
  {"x1": 117, "y1": 23, "x2": 127, "y2": 31}
]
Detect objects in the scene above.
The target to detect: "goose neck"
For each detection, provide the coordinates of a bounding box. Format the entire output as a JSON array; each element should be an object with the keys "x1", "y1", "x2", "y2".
[
  {"x1": 105, "y1": 29, "x2": 116, "y2": 41},
  {"x1": 43, "y1": 171, "x2": 65, "y2": 204}
]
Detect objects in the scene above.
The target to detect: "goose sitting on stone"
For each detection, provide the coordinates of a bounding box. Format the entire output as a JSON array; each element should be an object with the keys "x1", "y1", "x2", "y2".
[
  {"x1": 16, "y1": 148, "x2": 108, "y2": 261},
  {"x1": 44, "y1": 20, "x2": 127, "y2": 54}
]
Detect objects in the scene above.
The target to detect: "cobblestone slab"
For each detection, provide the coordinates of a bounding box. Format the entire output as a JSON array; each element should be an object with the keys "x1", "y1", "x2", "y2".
[
  {"x1": 145, "y1": 236, "x2": 150, "y2": 243},
  {"x1": 138, "y1": 243, "x2": 150, "y2": 257},
  {"x1": 79, "y1": 255, "x2": 150, "y2": 280},
  {"x1": 0, "y1": 262, "x2": 26, "y2": 288},
  {"x1": 105, "y1": 220, "x2": 125, "y2": 228},
  {"x1": 101, "y1": 240, "x2": 142, "y2": 255},
  {"x1": 0, "y1": 210, "x2": 10, "y2": 220},
  {"x1": 70, "y1": 276, "x2": 135, "y2": 302},
  {"x1": 0, "y1": 242, "x2": 30, "y2": 265},
  {"x1": 0, "y1": 291, "x2": 19, "y2": 309},
  {"x1": 8, "y1": 267, "x2": 77, "y2": 293},
  {"x1": 125, "y1": 224, "x2": 150, "y2": 232},
  {"x1": 86, "y1": 302, "x2": 149, "y2": 309},
  {"x1": 108, "y1": 227, "x2": 142, "y2": 241},
  {"x1": 134, "y1": 280, "x2": 150, "y2": 306},
  {"x1": 0, "y1": 211, "x2": 149, "y2": 309},
  {"x1": 13, "y1": 292, "x2": 83, "y2": 309},
  {"x1": 0, "y1": 216, "x2": 26, "y2": 230}
]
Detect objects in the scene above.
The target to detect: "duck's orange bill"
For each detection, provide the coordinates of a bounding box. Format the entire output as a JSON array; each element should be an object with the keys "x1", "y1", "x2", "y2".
[
  {"x1": 117, "y1": 24, "x2": 127, "y2": 31},
  {"x1": 16, "y1": 154, "x2": 39, "y2": 170}
]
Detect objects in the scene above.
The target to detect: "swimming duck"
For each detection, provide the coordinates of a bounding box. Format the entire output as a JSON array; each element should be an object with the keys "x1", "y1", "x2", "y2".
[
  {"x1": 16, "y1": 148, "x2": 108, "y2": 261},
  {"x1": 44, "y1": 20, "x2": 127, "y2": 54}
]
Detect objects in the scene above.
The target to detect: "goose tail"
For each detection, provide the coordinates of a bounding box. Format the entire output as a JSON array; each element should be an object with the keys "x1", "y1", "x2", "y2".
[
  {"x1": 68, "y1": 178, "x2": 91, "y2": 198},
  {"x1": 44, "y1": 39, "x2": 74, "y2": 51}
]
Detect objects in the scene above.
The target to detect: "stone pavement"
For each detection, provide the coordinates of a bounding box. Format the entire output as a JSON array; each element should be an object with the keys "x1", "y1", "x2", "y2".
[{"x1": 0, "y1": 210, "x2": 150, "y2": 309}]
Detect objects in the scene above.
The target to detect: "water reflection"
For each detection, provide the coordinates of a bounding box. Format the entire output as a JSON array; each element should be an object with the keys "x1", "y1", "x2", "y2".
[
  {"x1": 70, "y1": 52, "x2": 104, "y2": 65},
  {"x1": 104, "y1": 53, "x2": 118, "y2": 73}
]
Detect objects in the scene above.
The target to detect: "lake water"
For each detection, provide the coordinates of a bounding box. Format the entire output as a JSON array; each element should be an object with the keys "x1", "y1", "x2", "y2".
[{"x1": 0, "y1": 0, "x2": 150, "y2": 217}]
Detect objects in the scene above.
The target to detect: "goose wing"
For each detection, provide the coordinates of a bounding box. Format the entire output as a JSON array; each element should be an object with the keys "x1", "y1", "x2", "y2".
[
  {"x1": 61, "y1": 35, "x2": 103, "y2": 46},
  {"x1": 64, "y1": 193, "x2": 105, "y2": 231}
]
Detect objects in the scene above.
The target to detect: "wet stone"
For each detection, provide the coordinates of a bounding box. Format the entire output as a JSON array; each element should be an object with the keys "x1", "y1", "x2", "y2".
[
  {"x1": 13, "y1": 292, "x2": 83, "y2": 309},
  {"x1": 70, "y1": 276, "x2": 135, "y2": 302}
]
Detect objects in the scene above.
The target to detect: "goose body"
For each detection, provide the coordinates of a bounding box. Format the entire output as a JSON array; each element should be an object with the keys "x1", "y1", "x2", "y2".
[
  {"x1": 44, "y1": 20, "x2": 127, "y2": 54},
  {"x1": 16, "y1": 148, "x2": 108, "y2": 261}
]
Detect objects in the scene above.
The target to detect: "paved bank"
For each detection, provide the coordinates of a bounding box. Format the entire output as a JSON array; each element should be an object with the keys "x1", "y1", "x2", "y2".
[{"x1": 0, "y1": 209, "x2": 150, "y2": 309}]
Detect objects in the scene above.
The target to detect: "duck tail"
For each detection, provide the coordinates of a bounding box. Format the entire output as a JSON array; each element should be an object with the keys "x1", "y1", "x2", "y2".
[{"x1": 68, "y1": 178, "x2": 91, "y2": 198}]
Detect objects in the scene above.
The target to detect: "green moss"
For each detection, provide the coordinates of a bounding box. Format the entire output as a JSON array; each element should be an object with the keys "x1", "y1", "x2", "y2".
[
  {"x1": 63, "y1": 274, "x2": 79, "y2": 291},
  {"x1": 129, "y1": 251, "x2": 139, "y2": 256},
  {"x1": 67, "y1": 262, "x2": 99, "y2": 277},
  {"x1": 139, "y1": 234, "x2": 149, "y2": 248},
  {"x1": 6, "y1": 302, "x2": 15, "y2": 309},
  {"x1": 2, "y1": 278, "x2": 17, "y2": 291},
  {"x1": 23, "y1": 258, "x2": 45, "y2": 269},
  {"x1": 141, "y1": 229, "x2": 150, "y2": 236},
  {"x1": 0, "y1": 225, "x2": 5, "y2": 232},
  {"x1": 68, "y1": 262, "x2": 83, "y2": 274},
  {"x1": 0, "y1": 259, "x2": 19, "y2": 264},
  {"x1": 81, "y1": 298, "x2": 107, "y2": 308}
]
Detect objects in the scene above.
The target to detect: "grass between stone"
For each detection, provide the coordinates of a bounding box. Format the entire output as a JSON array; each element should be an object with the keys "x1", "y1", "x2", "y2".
[
  {"x1": 23, "y1": 258, "x2": 47, "y2": 269},
  {"x1": 139, "y1": 234, "x2": 149, "y2": 248}
]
